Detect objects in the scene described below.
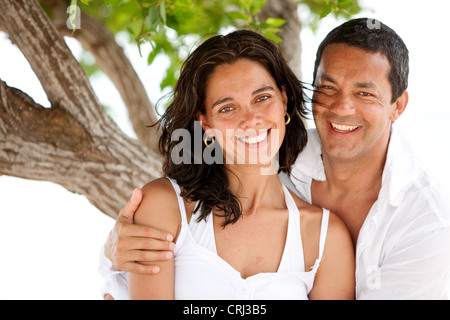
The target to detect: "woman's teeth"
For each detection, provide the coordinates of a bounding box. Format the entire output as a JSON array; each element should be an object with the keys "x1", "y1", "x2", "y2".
[{"x1": 237, "y1": 130, "x2": 269, "y2": 144}]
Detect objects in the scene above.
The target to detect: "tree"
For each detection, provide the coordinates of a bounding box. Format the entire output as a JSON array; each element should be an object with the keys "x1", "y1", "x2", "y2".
[{"x1": 0, "y1": 0, "x2": 361, "y2": 219}]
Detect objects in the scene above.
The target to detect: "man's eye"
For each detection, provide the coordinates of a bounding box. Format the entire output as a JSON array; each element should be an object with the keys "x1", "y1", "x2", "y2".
[
  {"x1": 322, "y1": 85, "x2": 334, "y2": 90},
  {"x1": 360, "y1": 92, "x2": 372, "y2": 97},
  {"x1": 219, "y1": 106, "x2": 233, "y2": 113}
]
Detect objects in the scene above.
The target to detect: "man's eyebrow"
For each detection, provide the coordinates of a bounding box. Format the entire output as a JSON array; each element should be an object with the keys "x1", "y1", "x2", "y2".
[
  {"x1": 320, "y1": 74, "x2": 337, "y2": 84},
  {"x1": 319, "y1": 75, "x2": 377, "y2": 90},
  {"x1": 355, "y1": 81, "x2": 377, "y2": 89}
]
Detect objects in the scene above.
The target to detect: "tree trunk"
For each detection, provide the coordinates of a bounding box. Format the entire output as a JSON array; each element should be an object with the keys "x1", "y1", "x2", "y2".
[
  {"x1": 0, "y1": 0, "x2": 162, "y2": 218},
  {"x1": 259, "y1": 0, "x2": 302, "y2": 79}
]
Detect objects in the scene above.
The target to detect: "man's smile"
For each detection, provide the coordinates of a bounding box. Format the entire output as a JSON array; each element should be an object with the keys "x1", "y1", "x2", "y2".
[{"x1": 329, "y1": 121, "x2": 360, "y2": 134}]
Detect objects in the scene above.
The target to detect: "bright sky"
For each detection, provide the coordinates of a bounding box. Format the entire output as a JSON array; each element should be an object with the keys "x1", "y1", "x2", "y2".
[{"x1": 0, "y1": 0, "x2": 449, "y2": 299}]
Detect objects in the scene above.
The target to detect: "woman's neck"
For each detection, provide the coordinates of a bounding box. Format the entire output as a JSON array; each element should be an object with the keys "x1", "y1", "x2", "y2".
[{"x1": 225, "y1": 164, "x2": 286, "y2": 214}]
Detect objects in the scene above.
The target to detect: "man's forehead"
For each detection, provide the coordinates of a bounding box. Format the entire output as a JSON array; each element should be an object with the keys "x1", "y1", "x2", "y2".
[
  {"x1": 318, "y1": 44, "x2": 391, "y2": 81},
  {"x1": 321, "y1": 44, "x2": 390, "y2": 66}
]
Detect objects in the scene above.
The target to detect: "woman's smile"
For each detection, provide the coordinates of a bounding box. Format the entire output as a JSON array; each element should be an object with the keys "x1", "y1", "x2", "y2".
[{"x1": 236, "y1": 128, "x2": 271, "y2": 148}]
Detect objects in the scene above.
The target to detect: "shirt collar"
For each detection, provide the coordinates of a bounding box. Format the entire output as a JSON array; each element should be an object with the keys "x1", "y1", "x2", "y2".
[
  {"x1": 381, "y1": 122, "x2": 419, "y2": 207},
  {"x1": 290, "y1": 122, "x2": 418, "y2": 207},
  {"x1": 290, "y1": 128, "x2": 326, "y2": 183}
]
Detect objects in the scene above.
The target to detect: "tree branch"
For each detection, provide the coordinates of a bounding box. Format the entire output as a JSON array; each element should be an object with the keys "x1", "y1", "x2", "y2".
[
  {"x1": 44, "y1": 0, "x2": 162, "y2": 155},
  {"x1": 0, "y1": 79, "x2": 160, "y2": 218},
  {"x1": 0, "y1": 0, "x2": 163, "y2": 218}
]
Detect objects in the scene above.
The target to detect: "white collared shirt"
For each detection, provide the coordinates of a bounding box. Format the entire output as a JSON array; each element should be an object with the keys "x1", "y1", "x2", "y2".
[
  {"x1": 280, "y1": 122, "x2": 450, "y2": 299},
  {"x1": 99, "y1": 123, "x2": 450, "y2": 300}
]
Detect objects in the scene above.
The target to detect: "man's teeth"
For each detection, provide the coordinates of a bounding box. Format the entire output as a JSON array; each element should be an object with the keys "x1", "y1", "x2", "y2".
[
  {"x1": 237, "y1": 130, "x2": 269, "y2": 144},
  {"x1": 330, "y1": 122, "x2": 359, "y2": 132}
]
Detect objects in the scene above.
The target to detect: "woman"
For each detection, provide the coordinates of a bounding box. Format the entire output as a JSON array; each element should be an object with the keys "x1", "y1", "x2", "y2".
[{"x1": 127, "y1": 30, "x2": 354, "y2": 299}]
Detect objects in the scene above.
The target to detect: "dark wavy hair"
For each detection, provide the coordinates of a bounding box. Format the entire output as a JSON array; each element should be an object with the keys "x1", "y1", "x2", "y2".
[
  {"x1": 313, "y1": 18, "x2": 409, "y2": 103},
  {"x1": 157, "y1": 30, "x2": 308, "y2": 226}
]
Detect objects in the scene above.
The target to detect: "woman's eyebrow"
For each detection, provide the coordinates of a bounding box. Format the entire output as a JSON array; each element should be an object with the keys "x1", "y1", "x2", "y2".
[
  {"x1": 252, "y1": 86, "x2": 275, "y2": 95},
  {"x1": 211, "y1": 86, "x2": 275, "y2": 109},
  {"x1": 212, "y1": 97, "x2": 233, "y2": 108}
]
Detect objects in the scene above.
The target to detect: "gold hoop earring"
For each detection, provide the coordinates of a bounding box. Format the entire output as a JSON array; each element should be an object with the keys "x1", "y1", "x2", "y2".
[
  {"x1": 204, "y1": 135, "x2": 215, "y2": 147},
  {"x1": 284, "y1": 112, "x2": 291, "y2": 125}
]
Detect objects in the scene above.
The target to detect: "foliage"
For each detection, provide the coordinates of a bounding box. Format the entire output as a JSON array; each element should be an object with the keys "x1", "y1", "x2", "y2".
[
  {"x1": 66, "y1": 0, "x2": 361, "y2": 91},
  {"x1": 298, "y1": 0, "x2": 362, "y2": 32}
]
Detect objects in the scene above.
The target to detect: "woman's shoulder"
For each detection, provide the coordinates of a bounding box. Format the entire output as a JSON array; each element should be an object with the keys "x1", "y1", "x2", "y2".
[
  {"x1": 140, "y1": 177, "x2": 177, "y2": 198},
  {"x1": 287, "y1": 189, "x2": 348, "y2": 236},
  {"x1": 287, "y1": 189, "x2": 352, "y2": 268},
  {"x1": 134, "y1": 177, "x2": 182, "y2": 239}
]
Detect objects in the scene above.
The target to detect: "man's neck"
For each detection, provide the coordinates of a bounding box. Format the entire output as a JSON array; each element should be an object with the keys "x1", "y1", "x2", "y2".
[
  {"x1": 321, "y1": 149, "x2": 386, "y2": 198},
  {"x1": 311, "y1": 132, "x2": 391, "y2": 246}
]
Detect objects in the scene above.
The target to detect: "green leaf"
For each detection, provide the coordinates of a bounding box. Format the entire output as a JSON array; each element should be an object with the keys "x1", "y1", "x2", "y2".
[
  {"x1": 263, "y1": 31, "x2": 282, "y2": 43},
  {"x1": 69, "y1": 0, "x2": 78, "y2": 34},
  {"x1": 228, "y1": 11, "x2": 248, "y2": 21},
  {"x1": 147, "y1": 47, "x2": 160, "y2": 65},
  {"x1": 265, "y1": 17, "x2": 285, "y2": 27},
  {"x1": 338, "y1": 0, "x2": 354, "y2": 9},
  {"x1": 159, "y1": 2, "x2": 166, "y2": 24},
  {"x1": 175, "y1": 0, "x2": 192, "y2": 7},
  {"x1": 320, "y1": 6, "x2": 332, "y2": 19},
  {"x1": 145, "y1": 6, "x2": 159, "y2": 30},
  {"x1": 251, "y1": 0, "x2": 266, "y2": 15}
]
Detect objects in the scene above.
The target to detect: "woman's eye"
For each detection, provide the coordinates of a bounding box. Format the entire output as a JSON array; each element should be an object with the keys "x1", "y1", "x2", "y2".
[
  {"x1": 322, "y1": 85, "x2": 334, "y2": 90},
  {"x1": 256, "y1": 95, "x2": 270, "y2": 102}
]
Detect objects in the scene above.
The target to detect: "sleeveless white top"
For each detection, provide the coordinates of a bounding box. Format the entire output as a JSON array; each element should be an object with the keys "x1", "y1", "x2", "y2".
[{"x1": 168, "y1": 178, "x2": 330, "y2": 300}]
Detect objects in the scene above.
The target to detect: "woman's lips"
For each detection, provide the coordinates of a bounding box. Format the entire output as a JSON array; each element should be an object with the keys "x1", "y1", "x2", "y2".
[{"x1": 236, "y1": 129, "x2": 270, "y2": 144}]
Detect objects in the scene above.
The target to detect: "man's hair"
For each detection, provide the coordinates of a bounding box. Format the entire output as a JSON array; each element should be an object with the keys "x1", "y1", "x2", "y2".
[{"x1": 313, "y1": 18, "x2": 409, "y2": 103}]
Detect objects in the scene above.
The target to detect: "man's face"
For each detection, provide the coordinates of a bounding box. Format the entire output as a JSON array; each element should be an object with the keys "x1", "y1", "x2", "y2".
[{"x1": 313, "y1": 43, "x2": 407, "y2": 163}]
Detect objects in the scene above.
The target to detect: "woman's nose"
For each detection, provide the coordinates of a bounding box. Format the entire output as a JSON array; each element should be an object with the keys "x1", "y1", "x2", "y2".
[{"x1": 240, "y1": 107, "x2": 263, "y2": 128}]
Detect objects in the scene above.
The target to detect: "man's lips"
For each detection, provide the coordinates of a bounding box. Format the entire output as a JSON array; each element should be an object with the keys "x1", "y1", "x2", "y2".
[{"x1": 329, "y1": 121, "x2": 360, "y2": 133}]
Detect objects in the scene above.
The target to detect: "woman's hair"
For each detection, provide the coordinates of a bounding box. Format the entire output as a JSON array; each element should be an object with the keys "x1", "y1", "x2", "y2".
[{"x1": 157, "y1": 29, "x2": 308, "y2": 226}]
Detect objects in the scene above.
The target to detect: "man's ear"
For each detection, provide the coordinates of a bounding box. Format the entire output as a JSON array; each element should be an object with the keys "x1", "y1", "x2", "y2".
[{"x1": 390, "y1": 90, "x2": 409, "y2": 121}]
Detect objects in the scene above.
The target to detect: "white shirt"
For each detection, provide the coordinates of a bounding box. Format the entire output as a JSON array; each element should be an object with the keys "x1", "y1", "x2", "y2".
[
  {"x1": 99, "y1": 123, "x2": 450, "y2": 299},
  {"x1": 280, "y1": 123, "x2": 450, "y2": 299}
]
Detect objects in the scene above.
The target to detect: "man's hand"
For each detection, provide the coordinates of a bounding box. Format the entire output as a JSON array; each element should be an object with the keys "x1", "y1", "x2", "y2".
[{"x1": 104, "y1": 188, "x2": 175, "y2": 274}]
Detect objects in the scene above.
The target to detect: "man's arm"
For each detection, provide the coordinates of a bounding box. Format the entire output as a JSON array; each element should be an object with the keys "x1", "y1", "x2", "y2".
[
  {"x1": 358, "y1": 225, "x2": 450, "y2": 299},
  {"x1": 104, "y1": 188, "x2": 175, "y2": 274}
]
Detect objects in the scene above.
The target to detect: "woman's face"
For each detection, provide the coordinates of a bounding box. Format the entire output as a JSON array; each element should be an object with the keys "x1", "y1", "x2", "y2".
[{"x1": 198, "y1": 59, "x2": 288, "y2": 168}]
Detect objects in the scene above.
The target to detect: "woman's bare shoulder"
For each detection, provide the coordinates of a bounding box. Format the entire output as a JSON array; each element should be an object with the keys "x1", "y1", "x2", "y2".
[
  {"x1": 134, "y1": 177, "x2": 181, "y2": 240},
  {"x1": 287, "y1": 188, "x2": 352, "y2": 269},
  {"x1": 287, "y1": 188, "x2": 348, "y2": 236}
]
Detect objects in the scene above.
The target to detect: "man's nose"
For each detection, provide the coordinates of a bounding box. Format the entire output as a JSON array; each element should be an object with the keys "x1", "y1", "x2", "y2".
[{"x1": 330, "y1": 92, "x2": 356, "y2": 116}]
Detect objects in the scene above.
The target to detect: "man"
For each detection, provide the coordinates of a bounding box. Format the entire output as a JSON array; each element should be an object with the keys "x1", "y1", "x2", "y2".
[{"x1": 99, "y1": 18, "x2": 450, "y2": 299}]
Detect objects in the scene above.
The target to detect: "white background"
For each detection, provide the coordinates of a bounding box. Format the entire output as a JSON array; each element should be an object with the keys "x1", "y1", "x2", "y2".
[{"x1": 0, "y1": 0, "x2": 449, "y2": 299}]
